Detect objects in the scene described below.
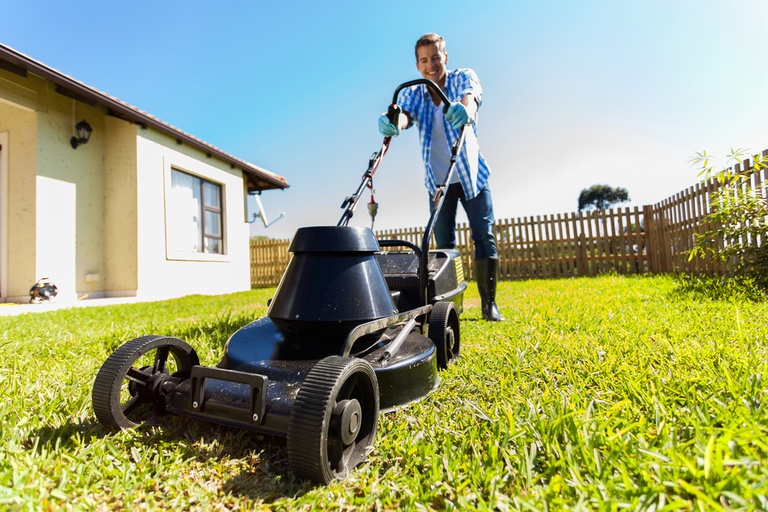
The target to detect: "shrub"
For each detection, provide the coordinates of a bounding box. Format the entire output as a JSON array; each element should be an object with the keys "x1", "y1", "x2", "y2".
[{"x1": 688, "y1": 149, "x2": 768, "y2": 290}]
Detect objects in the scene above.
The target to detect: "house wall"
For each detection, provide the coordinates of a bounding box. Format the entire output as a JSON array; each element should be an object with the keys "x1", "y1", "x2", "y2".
[
  {"x1": 0, "y1": 70, "x2": 108, "y2": 303},
  {"x1": 134, "y1": 130, "x2": 251, "y2": 301},
  {"x1": 0, "y1": 132, "x2": 7, "y2": 298},
  {"x1": 0, "y1": 78, "x2": 38, "y2": 301},
  {"x1": 103, "y1": 116, "x2": 139, "y2": 297},
  {"x1": 35, "y1": 83, "x2": 104, "y2": 302},
  {"x1": 1, "y1": 67, "x2": 253, "y2": 304}
]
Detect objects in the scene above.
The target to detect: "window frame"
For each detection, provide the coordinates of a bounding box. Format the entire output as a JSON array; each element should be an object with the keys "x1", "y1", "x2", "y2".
[
  {"x1": 200, "y1": 178, "x2": 224, "y2": 254},
  {"x1": 164, "y1": 166, "x2": 229, "y2": 262}
]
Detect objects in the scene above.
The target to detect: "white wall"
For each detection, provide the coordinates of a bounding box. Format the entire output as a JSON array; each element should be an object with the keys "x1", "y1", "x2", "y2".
[
  {"x1": 134, "y1": 133, "x2": 250, "y2": 300},
  {"x1": 36, "y1": 175, "x2": 77, "y2": 302}
]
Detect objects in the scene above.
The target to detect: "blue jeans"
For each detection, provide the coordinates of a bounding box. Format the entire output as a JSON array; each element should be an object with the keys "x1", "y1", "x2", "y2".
[{"x1": 431, "y1": 183, "x2": 497, "y2": 259}]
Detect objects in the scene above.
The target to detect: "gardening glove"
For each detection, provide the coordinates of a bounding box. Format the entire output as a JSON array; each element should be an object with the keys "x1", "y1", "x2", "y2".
[
  {"x1": 378, "y1": 113, "x2": 399, "y2": 137},
  {"x1": 445, "y1": 102, "x2": 469, "y2": 129}
]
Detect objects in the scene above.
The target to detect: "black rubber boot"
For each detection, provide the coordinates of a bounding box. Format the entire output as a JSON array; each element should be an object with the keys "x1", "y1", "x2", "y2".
[{"x1": 474, "y1": 258, "x2": 504, "y2": 322}]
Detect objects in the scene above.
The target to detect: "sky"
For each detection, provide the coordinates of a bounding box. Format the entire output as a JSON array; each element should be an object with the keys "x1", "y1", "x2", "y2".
[{"x1": 3, "y1": 0, "x2": 768, "y2": 240}]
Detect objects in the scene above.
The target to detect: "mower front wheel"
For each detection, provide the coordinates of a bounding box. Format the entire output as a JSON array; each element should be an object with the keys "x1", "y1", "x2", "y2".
[
  {"x1": 429, "y1": 301, "x2": 460, "y2": 369},
  {"x1": 92, "y1": 336, "x2": 199, "y2": 429},
  {"x1": 287, "y1": 356, "x2": 379, "y2": 484}
]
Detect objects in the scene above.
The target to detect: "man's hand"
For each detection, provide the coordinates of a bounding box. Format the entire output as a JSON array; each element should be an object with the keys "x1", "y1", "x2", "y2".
[
  {"x1": 378, "y1": 113, "x2": 400, "y2": 137},
  {"x1": 445, "y1": 102, "x2": 469, "y2": 129}
]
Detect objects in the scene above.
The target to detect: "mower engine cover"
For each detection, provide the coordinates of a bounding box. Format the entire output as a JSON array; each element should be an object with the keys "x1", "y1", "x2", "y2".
[{"x1": 267, "y1": 226, "x2": 397, "y2": 345}]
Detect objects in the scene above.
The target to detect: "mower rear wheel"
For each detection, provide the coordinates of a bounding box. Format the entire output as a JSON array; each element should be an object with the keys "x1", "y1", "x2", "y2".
[
  {"x1": 287, "y1": 356, "x2": 379, "y2": 484},
  {"x1": 92, "y1": 336, "x2": 199, "y2": 429},
  {"x1": 429, "y1": 301, "x2": 460, "y2": 369}
]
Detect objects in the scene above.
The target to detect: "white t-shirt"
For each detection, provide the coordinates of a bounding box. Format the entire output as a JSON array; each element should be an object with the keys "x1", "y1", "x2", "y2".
[{"x1": 429, "y1": 104, "x2": 461, "y2": 186}]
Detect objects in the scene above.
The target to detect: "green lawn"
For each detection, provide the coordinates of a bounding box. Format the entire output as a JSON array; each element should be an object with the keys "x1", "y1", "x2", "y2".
[{"x1": 1, "y1": 275, "x2": 767, "y2": 510}]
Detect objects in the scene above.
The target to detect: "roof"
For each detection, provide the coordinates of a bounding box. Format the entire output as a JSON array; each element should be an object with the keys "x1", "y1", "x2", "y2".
[{"x1": 0, "y1": 43, "x2": 288, "y2": 191}]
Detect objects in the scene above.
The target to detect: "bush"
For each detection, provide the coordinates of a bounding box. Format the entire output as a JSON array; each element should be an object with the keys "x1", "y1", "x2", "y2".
[{"x1": 688, "y1": 149, "x2": 768, "y2": 290}]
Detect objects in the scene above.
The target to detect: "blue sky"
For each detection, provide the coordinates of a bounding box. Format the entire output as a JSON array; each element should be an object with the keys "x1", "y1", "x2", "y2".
[{"x1": 3, "y1": 1, "x2": 767, "y2": 239}]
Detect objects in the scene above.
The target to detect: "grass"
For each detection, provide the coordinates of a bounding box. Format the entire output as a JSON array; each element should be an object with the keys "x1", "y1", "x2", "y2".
[{"x1": 1, "y1": 275, "x2": 767, "y2": 510}]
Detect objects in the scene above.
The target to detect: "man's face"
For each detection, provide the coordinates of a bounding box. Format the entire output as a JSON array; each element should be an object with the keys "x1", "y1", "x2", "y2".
[{"x1": 416, "y1": 43, "x2": 448, "y2": 87}]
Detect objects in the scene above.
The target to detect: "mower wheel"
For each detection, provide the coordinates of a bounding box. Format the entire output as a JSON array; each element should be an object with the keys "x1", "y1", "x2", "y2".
[
  {"x1": 92, "y1": 336, "x2": 199, "y2": 429},
  {"x1": 287, "y1": 356, "x2": 379, "y2": 484},
  {"x1": 429, "y1": 301, "x2": 460, "y2": 369}
]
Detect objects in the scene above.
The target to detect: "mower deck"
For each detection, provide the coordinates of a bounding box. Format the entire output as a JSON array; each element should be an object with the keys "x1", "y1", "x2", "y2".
[{"x1": 167, "y1": 316, "x2": 439, "y2": 437}]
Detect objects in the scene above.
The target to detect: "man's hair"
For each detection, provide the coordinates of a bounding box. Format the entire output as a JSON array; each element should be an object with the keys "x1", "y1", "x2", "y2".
[{"x1": 415, "y1": 33, "x2": 446, "y2": 60}]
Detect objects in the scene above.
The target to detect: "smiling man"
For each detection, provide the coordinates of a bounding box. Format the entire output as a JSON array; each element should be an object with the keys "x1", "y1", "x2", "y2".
[{"x1": 378, "y1": 32, "x2": 504, "y2": 322}]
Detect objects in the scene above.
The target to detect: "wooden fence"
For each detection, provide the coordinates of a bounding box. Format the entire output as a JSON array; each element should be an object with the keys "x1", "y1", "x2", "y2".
[
  {"x1": 250, "y1": 238, "x2": 291, "y2": 288},
  {"x1": 251, "y1": 152, "x2": 767, "y2": 287}
]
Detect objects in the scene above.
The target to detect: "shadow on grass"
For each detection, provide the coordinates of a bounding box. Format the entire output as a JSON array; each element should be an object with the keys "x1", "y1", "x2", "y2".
[
  {"x1": 156, "y1": 418, "x2": 313, "y2": 502},
  {"x1": 29, "y1": 413, "x2": 314, "y2": 502},
  {"x1": 670, "y1": 273, "x2": 767, "y2": 302},
  {"x1": 26, "y1": 418, "x2": 104, "y2": 450},
  {"x1": 139, "y1": 417, "x2": 317, "y2": 502}
]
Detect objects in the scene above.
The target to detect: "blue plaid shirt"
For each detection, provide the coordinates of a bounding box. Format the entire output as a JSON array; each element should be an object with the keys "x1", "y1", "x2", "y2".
[{"x1": 397, "y1": 68, "x2": 491, "y2": 199}]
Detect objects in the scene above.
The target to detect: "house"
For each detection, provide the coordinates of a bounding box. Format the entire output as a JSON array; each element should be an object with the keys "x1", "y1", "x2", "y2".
[{"x1": 0, "y1": 43, "x2": 288, "y2": 305}]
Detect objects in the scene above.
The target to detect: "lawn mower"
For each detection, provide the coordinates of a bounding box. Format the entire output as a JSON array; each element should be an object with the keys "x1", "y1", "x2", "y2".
[{"x1": 91, "y1": 79, "x2": 468, "y2": 484}]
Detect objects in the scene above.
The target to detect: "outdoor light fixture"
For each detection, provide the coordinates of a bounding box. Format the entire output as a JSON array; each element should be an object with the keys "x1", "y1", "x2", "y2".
[{"x1": 70, "y1": 120, "x2": 92, "y2": 149}]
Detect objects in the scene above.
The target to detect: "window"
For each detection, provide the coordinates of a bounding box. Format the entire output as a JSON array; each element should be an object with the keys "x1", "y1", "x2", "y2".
[{"x1": 168, "y1": 169, "x2": 224, "y2": 254}]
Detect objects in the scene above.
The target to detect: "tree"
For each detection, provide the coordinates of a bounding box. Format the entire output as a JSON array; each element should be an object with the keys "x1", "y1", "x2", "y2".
[{"x1": 578, "y1": 185, "x2": 630, "y2": 211}]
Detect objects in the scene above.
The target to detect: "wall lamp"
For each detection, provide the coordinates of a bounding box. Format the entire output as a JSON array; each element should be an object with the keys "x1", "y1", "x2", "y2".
[{"x1": 70, "y1": 120, "x2": 93, "y2": 149}]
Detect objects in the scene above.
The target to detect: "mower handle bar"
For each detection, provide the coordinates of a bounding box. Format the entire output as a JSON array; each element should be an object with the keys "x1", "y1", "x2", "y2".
[
  {"x1": 386, "y1": 79, "x2": 449, "y2": 128},
  {"x1": 390, "y1": 79, "x2": 450, "y2": 113},
  {"x1": 386, "y1": 78, "x2": 467, "y2": 288}
]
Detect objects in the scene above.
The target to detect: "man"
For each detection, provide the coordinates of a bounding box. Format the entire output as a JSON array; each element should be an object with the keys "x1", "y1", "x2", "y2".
[{"x1": 378, "y1": 32, "x2": 503, "y2": 322}]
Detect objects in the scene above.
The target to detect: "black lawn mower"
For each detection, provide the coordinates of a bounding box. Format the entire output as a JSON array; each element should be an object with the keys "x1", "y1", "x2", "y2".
[{"x1": 91, "y1": 79, "x2": 468, "y2": 484}]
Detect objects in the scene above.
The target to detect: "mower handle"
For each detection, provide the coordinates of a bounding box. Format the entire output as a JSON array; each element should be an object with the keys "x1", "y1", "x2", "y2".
[
  {"x1": 338, "y1": 78, "x2": 469, "y2": 306},
  {"x1": 386, "y1": 79, "x2": 469, "y2": 308},
  {"x1": 419, "y1": 123, "x2": 470, "y2": 298},
  {"x1": 338, "y1": 80, "x2": 447, "y2": 227},
  {"x1": 338, "y1": 139, "x2": 390, "y2": 227}
]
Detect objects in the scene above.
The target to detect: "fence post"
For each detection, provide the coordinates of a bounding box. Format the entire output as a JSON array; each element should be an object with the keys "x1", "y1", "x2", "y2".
[
  {"x1": 643, "y1": 204, "x2": 658, "y2": 273},
  {"x1": 576, "y1": 231, "x2": 588, "y2": 276}
]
